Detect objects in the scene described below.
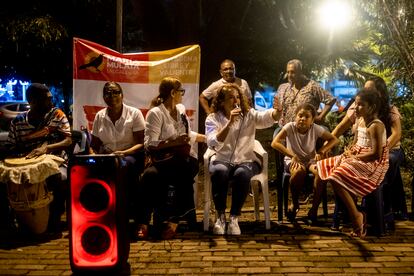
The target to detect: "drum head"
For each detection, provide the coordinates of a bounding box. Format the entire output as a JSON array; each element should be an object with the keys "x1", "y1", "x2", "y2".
[{"x1": 4, "y1": 155, "x2": 47, "y2": 166}]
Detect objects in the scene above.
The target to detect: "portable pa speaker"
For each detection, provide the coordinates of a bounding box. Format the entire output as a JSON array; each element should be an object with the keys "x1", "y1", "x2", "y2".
[{"x1": 68, "y1": 155, "x2": 129, "y2": 273}]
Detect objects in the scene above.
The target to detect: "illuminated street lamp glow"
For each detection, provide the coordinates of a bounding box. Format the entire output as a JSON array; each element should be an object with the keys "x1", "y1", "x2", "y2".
[{"x1": 318, "y1": 1, "x2": 352, "y2": 30}]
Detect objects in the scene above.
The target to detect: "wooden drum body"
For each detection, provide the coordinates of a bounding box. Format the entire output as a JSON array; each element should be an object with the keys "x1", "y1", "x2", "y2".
[{"x1": 0, "y1": 155, "x2": 64, "y2": 234}]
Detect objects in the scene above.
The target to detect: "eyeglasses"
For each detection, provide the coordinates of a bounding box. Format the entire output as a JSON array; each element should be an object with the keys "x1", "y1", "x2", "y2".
[
  {"x1": 176, "y1": 88, "x2": 185, "y2": 96},
  {"x1": 103, "y1": 90, "x2": 122, "y2": 97}
]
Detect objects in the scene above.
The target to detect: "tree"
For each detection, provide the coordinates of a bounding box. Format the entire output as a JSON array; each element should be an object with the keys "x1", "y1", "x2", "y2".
[{"x1": 357, "y1": 0, "x2": 414, "y2": 98}]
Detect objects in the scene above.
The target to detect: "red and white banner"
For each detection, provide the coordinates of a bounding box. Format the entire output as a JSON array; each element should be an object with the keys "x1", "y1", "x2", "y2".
[{"x1": 73, "y1": 38, "x2": 200, "y2": 132}]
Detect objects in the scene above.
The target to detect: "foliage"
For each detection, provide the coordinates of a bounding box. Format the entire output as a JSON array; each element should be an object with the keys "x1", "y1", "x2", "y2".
[
  {"x1": 356, "y1": 0, "x2": 414, "y2": 98},
  {"x1": 399, "y1": 102, "x2": 414, "y2": 174},
  {"x1": 353, "y1": 0, "x2": 414, "y2": 174},
  {"x1": 324, "y1": 111, "x2": 353, "y2": 155},
  {"x1": 0, "y1": 2, "x2": 68, "y2": 83}
]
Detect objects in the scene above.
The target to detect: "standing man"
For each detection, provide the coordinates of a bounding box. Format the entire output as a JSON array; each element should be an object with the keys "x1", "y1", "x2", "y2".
[
  {"x1": 274, "y1": 59, "x2": 336, "y2": 127},
  {"x1": 273, "y1": 59, "x2": 336, "y2": 208},
  {"x1": 200, "y1": 59, "x2": 252, "y2": 115}
]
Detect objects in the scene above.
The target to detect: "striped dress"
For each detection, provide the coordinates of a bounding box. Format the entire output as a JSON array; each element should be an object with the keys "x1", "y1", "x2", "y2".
[{"x1": 317, "y1": 118, "x2": 389, "y2": 197}]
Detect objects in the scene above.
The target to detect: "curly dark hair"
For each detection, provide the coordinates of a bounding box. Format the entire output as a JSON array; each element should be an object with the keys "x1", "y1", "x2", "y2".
[{"x1": 211, "y1": 84, "x2": 249, "y2": 115}]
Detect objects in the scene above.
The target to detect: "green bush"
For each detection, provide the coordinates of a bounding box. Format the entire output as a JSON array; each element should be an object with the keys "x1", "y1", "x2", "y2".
[{"x1": 399, "y1": 102, "x2": 414, "y2": 175}]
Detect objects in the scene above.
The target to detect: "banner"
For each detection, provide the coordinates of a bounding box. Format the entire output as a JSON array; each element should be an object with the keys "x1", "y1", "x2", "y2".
[{"x1": 73, "y1": 38, "x2": 200, "y2": 132}]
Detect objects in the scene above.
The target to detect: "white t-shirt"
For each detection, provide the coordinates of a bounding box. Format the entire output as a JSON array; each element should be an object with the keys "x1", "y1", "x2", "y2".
[
  {"x1": 202, "y1": 78, "x2": 252, "y2": 101},
  {"x1": 283, "y1": 122, "x2": 326, "y2": 166},
  {"x1": 92, "y1": 104, "x2": 145, "y2": 153}
]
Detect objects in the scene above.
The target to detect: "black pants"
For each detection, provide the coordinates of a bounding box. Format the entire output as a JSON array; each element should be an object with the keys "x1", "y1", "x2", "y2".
[{"x1": 135, "y1": 155, "x2": 198, "y2": 227}]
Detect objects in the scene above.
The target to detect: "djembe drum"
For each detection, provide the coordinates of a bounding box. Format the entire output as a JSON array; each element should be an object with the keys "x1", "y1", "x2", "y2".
[{"x1": 0, "y1": 154, "x2": 64, "y2": 234}]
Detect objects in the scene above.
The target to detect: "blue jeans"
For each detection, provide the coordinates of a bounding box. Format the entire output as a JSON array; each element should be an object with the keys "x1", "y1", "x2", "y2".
[{"x1": 209, "y1": 161, "x2": 260, "y2": 216}]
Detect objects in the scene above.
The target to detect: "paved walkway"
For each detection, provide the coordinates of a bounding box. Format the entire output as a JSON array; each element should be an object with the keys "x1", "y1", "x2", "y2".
[{"x1": 0, "y1": 196, "x2": 413, "y2": 276}]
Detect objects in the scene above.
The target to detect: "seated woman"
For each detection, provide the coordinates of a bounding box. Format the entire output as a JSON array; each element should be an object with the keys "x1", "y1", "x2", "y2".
[
  {"x1": 318, "y1": 88, "x2": 389, "y2": 238},
  {"x1": 135, "y1": 76, "x2": 205, "y2": 240},
  {"x1": 90, "y1": 81, "x2": 146, "y2": 222},
  {"x1": 332, "y1": 76, "x2": 407, "y2": 220},
  {"x1": 271, "y1": 103, "x2": 338, "y2": 223},
  {"x1": 205, "y1": 83, "x2": 279, "y2": 235}
]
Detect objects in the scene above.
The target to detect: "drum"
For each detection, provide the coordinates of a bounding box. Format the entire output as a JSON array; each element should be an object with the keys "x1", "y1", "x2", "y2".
[{"x1": 0, "y1": 154, "x2": 64, "y2": 234}]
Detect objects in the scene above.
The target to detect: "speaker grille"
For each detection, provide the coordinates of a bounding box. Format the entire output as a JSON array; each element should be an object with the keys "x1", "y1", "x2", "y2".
[
  {"x1": 81, "y1": 226, "x2": 111, "y2": 256},
  {"x1": 80, "y1": 182, "x2": 110, "y2": 212}
]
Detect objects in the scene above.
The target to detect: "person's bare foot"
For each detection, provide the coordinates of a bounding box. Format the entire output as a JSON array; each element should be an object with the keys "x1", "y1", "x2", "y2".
[{"x1": 350, "y1": 211, "x2": 367, "y2": 238}]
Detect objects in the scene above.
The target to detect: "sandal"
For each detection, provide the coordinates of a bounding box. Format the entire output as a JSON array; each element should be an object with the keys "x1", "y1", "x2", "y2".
[
  {"x1": 350, "y1": 211, "x2": 367, "y2": 238},
  {"x1": 286, "y1": 206, "x2": 299, "y2": 222},
  {"x1": 136, "y1": 224, "x2": 149, "y2": 240},
  {"x1": 161, "y1": 222, "x2": 178, "y2": 240}
]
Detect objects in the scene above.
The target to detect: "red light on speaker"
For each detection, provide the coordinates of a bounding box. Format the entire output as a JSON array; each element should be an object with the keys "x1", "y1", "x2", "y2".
[{"x1": 68, "y1": 155, "x2": 129, "y2": 272}]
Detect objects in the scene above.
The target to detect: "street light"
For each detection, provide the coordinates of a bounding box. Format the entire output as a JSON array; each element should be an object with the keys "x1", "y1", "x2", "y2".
[{"x1": 317, "y1": 0, "x2": 352, "y2": 31}]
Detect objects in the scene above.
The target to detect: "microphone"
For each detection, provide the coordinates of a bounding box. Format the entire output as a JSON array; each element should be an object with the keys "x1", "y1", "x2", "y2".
[{"x1": 235, "y1": 104, "x2": 243, "y2": 118}]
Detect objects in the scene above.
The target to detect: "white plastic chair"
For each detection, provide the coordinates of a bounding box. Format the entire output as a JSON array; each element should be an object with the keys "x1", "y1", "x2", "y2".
[{"x1": 203, "y1": 140, "x2": 270, "y2": 231}]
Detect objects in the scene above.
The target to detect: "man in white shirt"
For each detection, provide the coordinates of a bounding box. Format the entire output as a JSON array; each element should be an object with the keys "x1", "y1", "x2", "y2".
[{"x1": 200, "y1": 59, "x2": 252, "y2": 115}]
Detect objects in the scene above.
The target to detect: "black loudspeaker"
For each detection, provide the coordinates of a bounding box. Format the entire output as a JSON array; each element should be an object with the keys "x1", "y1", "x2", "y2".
[{"x1": 68, "y1": 155, "x2": 129, "y2": 273}]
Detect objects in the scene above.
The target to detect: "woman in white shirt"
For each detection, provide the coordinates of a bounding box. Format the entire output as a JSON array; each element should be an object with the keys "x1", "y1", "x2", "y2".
[
  {"x1": 136, "y1": 76, "x2": 204, "y2": 240},
  {"x1": 90, "y1": 81, "x2": 146, "y2": 230},
  {"x1": 205, "y1": 83, "x2": 279, "y2": 235}
]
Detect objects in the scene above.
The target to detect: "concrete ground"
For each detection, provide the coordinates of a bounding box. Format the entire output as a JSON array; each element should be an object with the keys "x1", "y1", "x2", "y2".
[{"x1": 0, "y1": 179, "x2": 413, "y2": 276}]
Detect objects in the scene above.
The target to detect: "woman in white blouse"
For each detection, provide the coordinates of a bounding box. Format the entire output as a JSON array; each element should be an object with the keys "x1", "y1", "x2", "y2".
[
  {"x1": 135, "y1": 76, "x2": 204, "y2": 240},
  {"x1": 205, "y1": 84, "x2": 280, "y2": 235},
  {"x1": 90, "y1": 81, "x2": 146, "y2": 231}
]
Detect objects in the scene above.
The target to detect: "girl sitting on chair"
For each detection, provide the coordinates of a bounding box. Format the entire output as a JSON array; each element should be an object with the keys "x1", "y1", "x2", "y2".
[
  {"x1": 317, "y1": 88, "x2": 389, "y2": 238},
  {"x1": 271, "y1": 103, "x2": 338, "y2": 223}
]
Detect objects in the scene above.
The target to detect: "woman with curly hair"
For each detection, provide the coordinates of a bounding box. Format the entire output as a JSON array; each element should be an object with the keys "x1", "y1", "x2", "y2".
[{"x1": 205, "y1": 83, "x2": 280, "y2": 235}]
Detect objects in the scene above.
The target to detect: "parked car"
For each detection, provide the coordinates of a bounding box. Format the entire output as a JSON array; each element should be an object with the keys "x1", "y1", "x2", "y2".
[{"x1": 0, "y1": 102, "x2": 30, "y2": 131}]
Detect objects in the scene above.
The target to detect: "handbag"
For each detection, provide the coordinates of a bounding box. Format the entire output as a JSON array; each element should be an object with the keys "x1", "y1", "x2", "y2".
[
  {"x1": 145, "y1": 108, "x2": 191, "y2": 166},
  {"x1": 149, "y1": 143, "x2": 191, "y2": 163}
]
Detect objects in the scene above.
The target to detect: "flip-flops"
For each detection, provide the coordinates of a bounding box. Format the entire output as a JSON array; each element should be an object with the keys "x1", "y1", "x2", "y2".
[{"x1": 350, "y1": 211, "x2": 367, "y2": 238}]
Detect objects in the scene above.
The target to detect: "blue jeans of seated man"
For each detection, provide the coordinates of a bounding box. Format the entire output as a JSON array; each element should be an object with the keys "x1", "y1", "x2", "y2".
[
  {"x1": 384, "y1": 147, "x2": 407, "y2": 216},
  {"x1": 209, "y1": 161, "x2": 260, "y2": 216}
]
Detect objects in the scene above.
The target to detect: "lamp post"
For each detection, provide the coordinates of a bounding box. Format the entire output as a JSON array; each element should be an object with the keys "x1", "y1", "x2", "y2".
[{"x1": 116, "y1": 0, "x2": 123, "y2": 52}]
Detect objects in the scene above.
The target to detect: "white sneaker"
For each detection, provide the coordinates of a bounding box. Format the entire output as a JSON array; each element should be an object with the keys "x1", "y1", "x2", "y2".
[
  {"x1": 227, "y1": 215, "x2": 241, "y2": 235},
  {"x1": 213, "y1": 214, "x2": 226, "y2": 235}
]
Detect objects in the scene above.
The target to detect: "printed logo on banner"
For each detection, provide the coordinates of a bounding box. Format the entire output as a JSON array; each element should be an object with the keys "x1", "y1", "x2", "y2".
[{"x1": 78, "y1": 53, "x2": 105, "y2": 73}]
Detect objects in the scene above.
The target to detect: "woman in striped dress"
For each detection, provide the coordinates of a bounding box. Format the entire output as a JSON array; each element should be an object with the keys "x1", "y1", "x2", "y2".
[{"x1": 317, "y1": 88, "x2": 389, "y2": 238}]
